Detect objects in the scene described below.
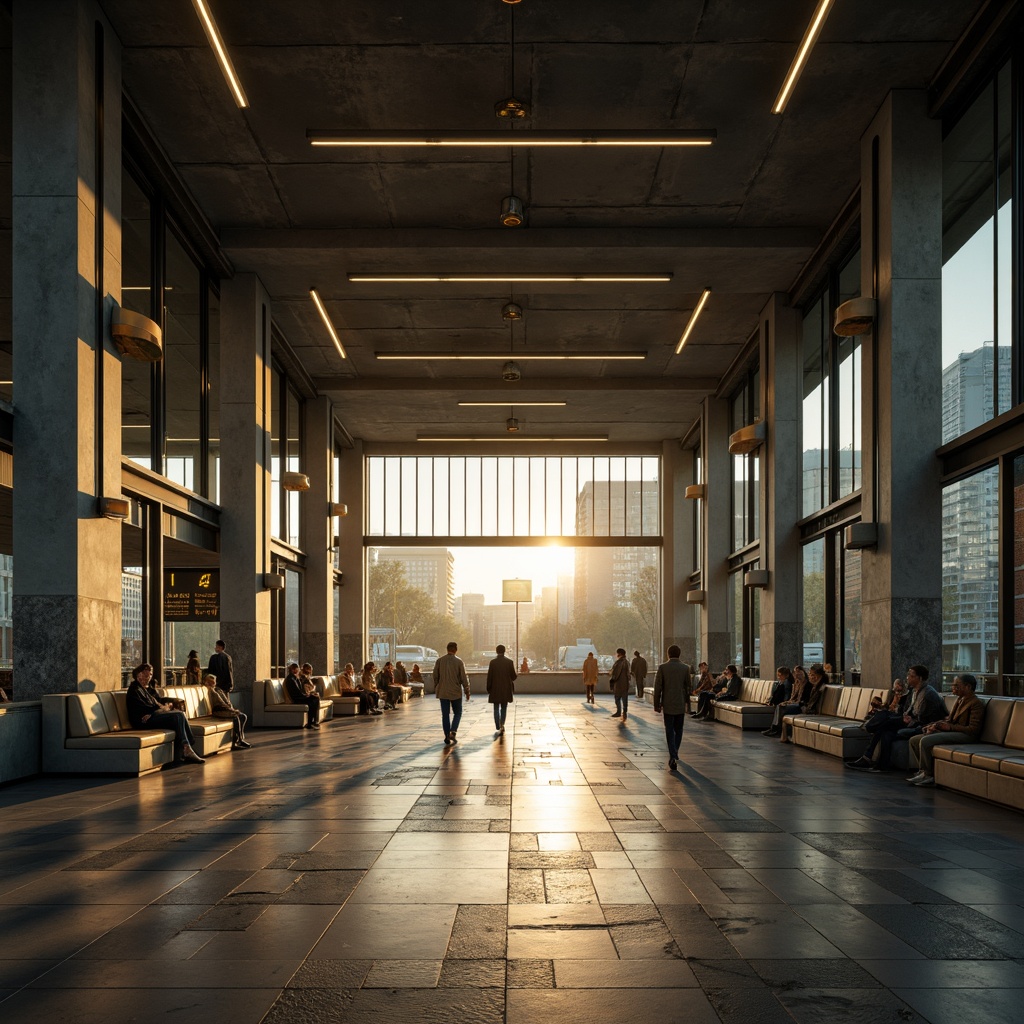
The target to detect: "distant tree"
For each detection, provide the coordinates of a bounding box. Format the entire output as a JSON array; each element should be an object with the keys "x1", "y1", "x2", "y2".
[
  {"x1": 632, "y1": 565, "x2": 659, "y2": 656},
  {"x1": 523, "y1": 610, "x2": 558, "y2": 665},
  {"x1": 367, "y1": 561, "x2": 433, "y2": 643},
  {"x1": 803, "y1": 571, "x2": 825, "y2": 643},
  {"x1": 418, "y1": 613, "x2": 472, "y2": 658},
  {"x1": 592, "y1": 606, "x2": 646, "y2": 655}
]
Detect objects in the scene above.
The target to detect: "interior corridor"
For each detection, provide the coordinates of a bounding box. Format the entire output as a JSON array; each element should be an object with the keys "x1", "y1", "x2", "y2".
[{"x1": 3, "y1": 695, "x2": 1024, "y2": 1024}]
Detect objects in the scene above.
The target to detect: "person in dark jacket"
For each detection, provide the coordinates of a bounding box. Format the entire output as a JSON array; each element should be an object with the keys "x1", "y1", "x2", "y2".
[
  {"x1": 185, "y1": 650, "x2": 202, "y2": 686},
  {"x1": 693, "y1": 665, "x2": 742, "y2": 721},
  {"x1": 284, "y1": 662, "x2": 321, "y2": 729},
  {"x1": 204, "y1": 673, "x2": 252, "y2": 749},
  {"x1": 860, "y1": 664, "x2": 945, "y2": 768},
  {"x1": 767, "y1": 666, "x2": 794, "y2": 706},
  {"x1": 486, "y1": 644, "x2": 517, "y2": 736},
  {"x1": 207, "y1": 640, "x2": 233, "y2": 693},
  {"x1": 762, "y1": 664, "x2": 809, "y2": 736},
  {"x1": 125, "y1": 663, "x2": 204, "y2": 763},
  {"x1": 653, "y1": 645, "x2": 693, "y2": 770},
  {"x1": 609, "y1": 648, "x2": 632, "y2": 723},
  {"x1": 779, "y1": 663, "x2": 827, "y2": 743}
]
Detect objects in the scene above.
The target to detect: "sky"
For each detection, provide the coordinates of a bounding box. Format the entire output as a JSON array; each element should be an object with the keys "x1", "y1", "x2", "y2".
[{"x1": 451, "y1": 543, "x2": 577, "y2": 605}]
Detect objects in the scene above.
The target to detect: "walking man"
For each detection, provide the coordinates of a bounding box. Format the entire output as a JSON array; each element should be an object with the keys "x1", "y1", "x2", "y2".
[
  {"x1": 630, "y1": 649, "x2": 648, "y2": 699},
  {"x1": 653, "y1": 645, "x2": 692, "y2": 771},
  {"x1": 610, "y1": 648, "x2": 631, "y2": 723},
  {"x1": 486, "y1": 643, "x2": 516, "y2": 737},
  {"x1": 207, "y1": 639, "x2": 233, "y2": 693},
  {"x1": 433, "y1": 641, "x2": 471, "y2": 745}
]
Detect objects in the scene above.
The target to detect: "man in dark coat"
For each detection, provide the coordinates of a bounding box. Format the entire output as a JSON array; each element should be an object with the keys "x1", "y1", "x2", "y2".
[
  {"x1": 284, "y1": 661, "x2": 322, "y2": 729},
  {"x1": 653, "y1": 645, "x2": 692, "y2": 771},
  {"x1": 207, "y1": 640, "x2": 233, "y2": 693},
  {"x1": 486, "y1": 644, "x2": 517, "y2": 736}
]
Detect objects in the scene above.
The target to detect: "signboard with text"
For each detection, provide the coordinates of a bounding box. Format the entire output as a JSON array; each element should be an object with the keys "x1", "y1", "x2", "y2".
[
  {"x1": 164, "y1": 569, "x2": 220, "y2": 621},
  {"x1": 502, "y1": 579, "x2": 532, "y2": 603}
]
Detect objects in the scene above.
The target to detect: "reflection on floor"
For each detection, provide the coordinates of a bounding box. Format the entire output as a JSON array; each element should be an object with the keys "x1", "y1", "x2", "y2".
[{"x1": 3, "y1": 695, "x2": 1024, "y2": 1023}]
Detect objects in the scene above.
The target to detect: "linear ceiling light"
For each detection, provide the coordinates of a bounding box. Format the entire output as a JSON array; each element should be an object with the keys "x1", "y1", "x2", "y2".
[
  {"x1": 190, "y1": 0, "x2": 249, "y2": 108},
  {"x1": 417, "y1": 434, "x2": 608, "y2": 443},
  {"x1": 309, "y1": 288, "x2": 347, "y2": 359},
  {"x1": 377, "y1": 352, "x2": 645, "y2": 361},
  {"x1": 674, "y1": 288, "x2": 712, "y2": 355},
  {"x1": 772, "y1": 0, "x2": 836, "y2": 114},
  {"x1": 458, "y1": 401, "x2": 567, "y2": 407},
  {"x1": 308, "y1": 129, "x2": 716, "y2": 148},
  {"x1": 349, "y1": 274, "x2": 672, "y2": 284}
]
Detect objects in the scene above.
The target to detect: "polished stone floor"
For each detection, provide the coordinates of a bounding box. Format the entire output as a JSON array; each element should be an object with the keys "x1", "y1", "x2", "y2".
[{"x1": 3, "y1": 695, "x2": 1024, "y2": 1023}]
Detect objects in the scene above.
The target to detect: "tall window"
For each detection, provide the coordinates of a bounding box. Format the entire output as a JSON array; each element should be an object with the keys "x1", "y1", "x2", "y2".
[
  {"x1": 270, "y1": 366, "x2": 305, "y2": 548},
  {"x1": 802, "y1": 247, "x2": 861, "y2": 516},
  {"x1": 730, "y1": 368, "x2": 759, "y2": 551},
  {"x1": 942, "y1": 60, "x2": 1014, "y2": 438}
]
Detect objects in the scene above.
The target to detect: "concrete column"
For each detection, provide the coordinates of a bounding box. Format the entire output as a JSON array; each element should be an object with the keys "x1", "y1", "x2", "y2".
[
  {"x1": 219, "y1": 274, "x2": 273, "y2": 686},
  {"x1": 758, "y1": 294, "x2": 803, "y2": 672},
  {"x1": 662, "y1": 439, "x2": 695, "y2": 664},
  {"x1": 11, "y1": 1, "x2": 123, "y2": 698},
  {"x1": 859, "y1": 91, "x2": 943, "y2": 681},
  {"x1": 336, "y1": 441, "x2": 365, "y2": 669},
  {"x1": 301, "y1": 396, "x2": 334, "y2": 673},
  {"x1": 703, "y1": 397, "x2": 732, "y2": 669}
]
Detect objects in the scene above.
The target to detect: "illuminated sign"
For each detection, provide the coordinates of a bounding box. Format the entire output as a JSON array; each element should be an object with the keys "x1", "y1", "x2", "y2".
[
  {"x1": 164, "y1": 569, "x2": 220, "y2": 621},
  {"x1": 502, "y1": 579, "x2": 532, "y2": 603}
]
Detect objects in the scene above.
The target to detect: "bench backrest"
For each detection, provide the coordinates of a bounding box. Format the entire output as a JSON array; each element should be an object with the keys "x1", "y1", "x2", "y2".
[
  {"x1": 978, "y1": 696, "x2": 1013, "y2": 745},
  {"x1": 157, "y1": 686, "x2": 214, "y2": 718},
  {"x1": 66, "y1": 691, "x2": 131, "y2": 737},
  {"x1": 265, "y1": 679, "x2": 288, "y2": 705},
  {"x1": 315, "y1": 676, "x2": 336, "y2": 698},
  {"x1": 1001, "y1": 700, "x2": 1024, "y2": 750}
]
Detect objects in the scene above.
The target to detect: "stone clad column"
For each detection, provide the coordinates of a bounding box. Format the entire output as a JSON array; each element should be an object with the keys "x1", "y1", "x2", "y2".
[
  {"x1": 301, "y1": 396, "x2": 334, "y2": 673},
  {"x1": 219, "y1": 274, "x2": 273, "y2": 687},
  {"x1": 758, "y1": 294, "x2": 802, "y2": 672},
  {"x1": 702, "y1": 397, "x2": 732, "y2": 669},
  {"x1": 12, "y1": 1, "x2": 123, "y2": 698},
  {"x1": 662, "y1": 439, "x2": 696, "y2": 663},
  {"x1": 335, "y1": 442, "x2": 364, "y2": 669},
  {"x1": 859, "y1": 90, "x2": 943, "y2": 680}
]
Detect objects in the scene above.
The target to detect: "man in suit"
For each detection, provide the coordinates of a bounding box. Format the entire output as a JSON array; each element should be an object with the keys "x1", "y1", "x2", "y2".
[
  {"x1": 630, "y1": 650, "x2": 649, "y2": 699},
  {"x1": 486, "y1": 643, "x2": 517, "y2": 736},
  {"x1": 433, "y1": 641, "x2": 471, "y2": 746},
  {"x1": 284, "y1": 661, "x2": 322, "y2": 729},
  {"x1": 207, "y1": 640, "x2": 233, "y2": 693},
  {"x1": 653, "y1": 645, "x2": 693, "y2": 771},
  {"x1": 907, "y1": 673, "x2": 985, "y2": 787}
]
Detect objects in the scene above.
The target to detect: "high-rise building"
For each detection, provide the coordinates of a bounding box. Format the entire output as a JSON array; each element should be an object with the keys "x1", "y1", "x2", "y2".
[{"x1": 373, "y1": 547, "x2": 455, "y2": 618}]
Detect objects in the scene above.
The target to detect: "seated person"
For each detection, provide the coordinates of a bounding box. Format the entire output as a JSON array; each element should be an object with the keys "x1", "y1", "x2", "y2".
[
  {"x1": 692, "y1": 664, "x2": 742, "y2": 721},
  {"x1": 846, "y1": 678, "x2": 909, "y2": 770},
  {"x1": 864, "y1": 664, "x2": 945, "y2": 771},
  {"x1": 359, "y1": 661, "x2": 382, "y2": 712},
  {"x1": 409, "y1": 664, "x2": 425, "y2": 687},
  {"x1": 378, "y1": 661, "x2": 403, "y2": 709},
  {"x1": 203, "y1": 673, "x2": 252, "y2": 749},
  {"x1": 284, "y1": 661, "x2": 322, "y2": 729},
  {"x1": 692, "y1": 662, "x2": 714, "y2": 696},
  {"x1": 779, "y1": 663, "x2": 827, "y2": 743},
  {"x1": 907, "y1": 673, "x2": 985, "y2": 787},
  {"x1": 767, "y1": 666, "x2": 794, "y2": 706},
  {"x1": 762, "y1": 664, "x2": 808, "y2": 736},
  {"x1": 125, "y1": 663, "x2": 204, "y2": 764},
  {"x1": 339, "y1": 662, "x2": 378, "y2": 715}
]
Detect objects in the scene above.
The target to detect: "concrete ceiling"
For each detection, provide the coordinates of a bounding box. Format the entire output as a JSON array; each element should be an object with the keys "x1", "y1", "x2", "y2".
[{"x1": 99, "y1": 0, "x2": 984, "y2": 446}]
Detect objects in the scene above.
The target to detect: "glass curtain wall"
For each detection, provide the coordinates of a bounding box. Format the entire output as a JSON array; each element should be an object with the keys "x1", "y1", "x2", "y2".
[{"x1": 942, "y1": 60, "x2": 1014, "y2": 438}]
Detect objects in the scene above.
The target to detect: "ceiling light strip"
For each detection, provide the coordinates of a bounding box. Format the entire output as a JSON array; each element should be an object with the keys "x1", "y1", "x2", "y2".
[
  {"x1": 377, "y1": 352, "x2": 645, "y2": 361},
  {"x1": 417, "y1": 435, "x2": 608, "y2": 443},
  {"x1": 674, "y1": 288, "x2": 712, "y2": 355},
  {"x1": 310, "y1": 288, "x2": 347, "y2": 359},
  {"x1": 349, "y1": 274, "x2": 672, "y2": 284},
  {"x1": 190, "y1": 0, "x2": 249, "y2": 109},
  {"x1": 458, "y1": 402, "x2": 567, "y2": 407},
  {"x1": 772, "y1": 0, "x2": 836, "y2": 114},
  {"x1": 308, "y1": 129, "x2": 716, "y2": 148}
]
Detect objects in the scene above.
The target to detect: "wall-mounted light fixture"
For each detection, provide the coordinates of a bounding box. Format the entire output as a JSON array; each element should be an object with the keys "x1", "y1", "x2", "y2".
[
  {"x1": 844, "y1": 522, "x2": 878, "y2": 550},
  {"x1": 263, "y1": 571, "x2": 286, "y2": 590},
  {"x1": 500, "y1": 196, "x2": 525, "y2": 227},
  {"x1": 686, "y1": 589, "x2": 706, "y2": 604},
  {"x1": 282, "y1": 472, "x2": 310, "y2": 492},
  {"x1": 329, "y1": 502, "x2": 349, "y2": 518},
  {"x1": 744, "y1": 569, "x2": 770, "y2": 589},
  {"x1": 98, "y1": 496, "x2": 130, "y2": 520},
  {"x1": 728, "y1": 420, "x2": 767, "y2": 455},
  {"x1": 111, "y1": 306, "x2": 163, "y2": 362},
  {"x1": 833, "y1": 297, "x2": 877, "y2": 336},
  {"x1": 684, "y1": 484, "x2": 706, "y2": 500}
]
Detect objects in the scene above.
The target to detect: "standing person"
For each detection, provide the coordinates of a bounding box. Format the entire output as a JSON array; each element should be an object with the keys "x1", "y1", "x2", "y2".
[
  {"x1": 582, "y1": 651, "x2": 599, "y2": 705},
  {"x1": 433, "y1": 641, "x2": 470, "y2": 746},
  {"x1": 653, "y1": 645, "x2": 692, "y2": 771},
  {"x1": 520, "y1": 657, "x2": 530, "y2": 674},
  {"x1": 204, "y1": 673, "x2": 252, "y2": 749},
  {"x1": 486, "y1": 643, "x2": 517, "y2": 737},
  {"x1": 125, "y1": 663, "x2": 204, "y2": 764},
  {"x1": 207, "y1": 640, "x2": 233, "y2": 693},
  {"x1": 185, "y1": 650, "x2": 202, "y2": 686},
  {"x1": 631, "y1": 650, "x2": 649, "y2": 699},
  {"x1": 284, "y1": 661, "x2": 321, "y2": 729},
  {"x1": 609, "y1": 648, "x2": 631, "y2": 723}
]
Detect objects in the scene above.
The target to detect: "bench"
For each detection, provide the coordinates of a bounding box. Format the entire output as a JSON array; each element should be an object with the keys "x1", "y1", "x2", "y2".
[
  {"x1": 933, "y1": 697, "x2": 1024, "y2": 810},
  {"x1": 42, "y1": 687, "x2": 233, "y2": 776},
  {"x1": 784, "y1": 684, "x2": 894, "y2": 760},
  {"x1": 250, "y1": 678, "x2": 333, "y2": 728},
  {"x1": 687, "y1": 677, "x2": 778, "y2": 729},
  {"x1": 315, "y1": 676, "x2": 361, "y2": 716}
]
